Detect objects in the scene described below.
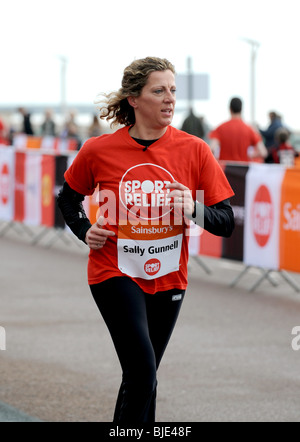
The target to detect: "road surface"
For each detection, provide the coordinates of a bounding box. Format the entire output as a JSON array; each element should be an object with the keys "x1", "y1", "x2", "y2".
[{"x1": 1, "y1": 226, "x2": 300, "y2": 422}]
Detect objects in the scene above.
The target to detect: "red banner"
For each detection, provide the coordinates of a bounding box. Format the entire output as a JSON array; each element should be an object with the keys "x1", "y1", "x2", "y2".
[
  {"x1": 14, "y1": 152, "x2": 26, "y2": 222},
  {"x1": 0, "y1": 148, "x2": 15, "y2": 221}
]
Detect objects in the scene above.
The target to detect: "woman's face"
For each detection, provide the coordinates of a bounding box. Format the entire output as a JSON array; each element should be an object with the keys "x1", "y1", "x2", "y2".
[{"x1": 129, "y1": 69, "x2": 176, "y2": 132}]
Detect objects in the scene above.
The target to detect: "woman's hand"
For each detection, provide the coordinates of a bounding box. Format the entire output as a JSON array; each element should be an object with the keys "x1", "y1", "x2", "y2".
[
  {"x1": 85, "y1": 216, "x2": 115, "y2": 250},
  {"x1": 166, "y1": 182, "x2": 195, "y2": 218}
]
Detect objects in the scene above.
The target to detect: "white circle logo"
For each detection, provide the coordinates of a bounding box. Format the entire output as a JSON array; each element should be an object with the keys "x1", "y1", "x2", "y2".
[{"x1": 119, "y1": 163, "x2": 175, "y2": 221}]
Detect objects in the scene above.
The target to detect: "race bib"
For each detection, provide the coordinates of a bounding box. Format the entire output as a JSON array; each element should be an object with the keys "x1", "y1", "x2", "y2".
[{"x1": 118, "y1": 224, "x2": 183, "y2": 280}]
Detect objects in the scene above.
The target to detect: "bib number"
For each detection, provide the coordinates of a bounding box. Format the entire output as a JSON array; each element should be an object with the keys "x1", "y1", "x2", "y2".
[{"x1": 118, "y1": 233, "x2": 183, "y2": 280}]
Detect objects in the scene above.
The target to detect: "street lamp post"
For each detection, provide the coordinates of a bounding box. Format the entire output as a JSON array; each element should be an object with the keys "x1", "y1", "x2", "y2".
[
  {"x1": 241, "y1": 38, "x2": 260, "y2": 124},
  {"x1": 187, "y1": 56, "x2": 193, "y2": 110},
  {"x1": 57, "y1": 55, "x2": 68, "y2": 119}
]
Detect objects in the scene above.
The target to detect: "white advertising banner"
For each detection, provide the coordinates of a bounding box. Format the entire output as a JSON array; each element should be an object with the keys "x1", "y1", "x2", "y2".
[
  {"x1": 0, "y1": 148, "x2": 15, "y2": 221},
  {"x1": 244, "y1": 164, "x2": 286, "y2": 269},
  {"x1": 24, "y1": 154, "x2": 42, "y2": 226}
]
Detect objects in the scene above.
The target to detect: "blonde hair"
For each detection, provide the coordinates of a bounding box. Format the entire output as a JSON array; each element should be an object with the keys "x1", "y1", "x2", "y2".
[{"x1": 95, "y1": 57, "x2": 175, "y2": 128}]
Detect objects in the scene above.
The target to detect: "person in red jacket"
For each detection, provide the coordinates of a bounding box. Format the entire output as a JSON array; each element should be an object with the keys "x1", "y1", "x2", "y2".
[
  {"x1": 209, "y1": 97, "x2": 267, "y2": 162},
  {"x1": 266, "y1": 127, "x2": 298, "y2": 164},
  {"x1": 0, "y1": 116, "x2": 9, "y2": 145},
  {"x1": 58, "y1": 57, "x2": 235, "y2": 423}
]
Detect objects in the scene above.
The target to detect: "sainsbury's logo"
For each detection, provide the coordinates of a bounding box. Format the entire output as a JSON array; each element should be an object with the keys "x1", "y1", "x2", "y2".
[{"x1": 283, "y1": 202, "x2": 300, "y2": 231}]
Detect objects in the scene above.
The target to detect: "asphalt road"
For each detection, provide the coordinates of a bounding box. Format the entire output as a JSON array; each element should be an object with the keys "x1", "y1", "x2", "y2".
[{"x1": 1, "y1": 225, "x2": 300, "y2": 422}]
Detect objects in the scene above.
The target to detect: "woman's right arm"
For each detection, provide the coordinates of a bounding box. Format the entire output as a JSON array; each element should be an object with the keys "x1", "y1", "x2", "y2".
[
  {"x1": 57, "y1": 181, "x2": 115, "y2": 249},
  {"x1": 57, "y1": 181, "x2": 92, "y2": 243}
]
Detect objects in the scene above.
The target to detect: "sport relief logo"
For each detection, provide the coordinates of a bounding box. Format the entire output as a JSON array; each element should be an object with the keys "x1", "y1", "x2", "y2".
[
  {"x1": 144, "y1": 258, "x2": 161, "y2": 276},
  {"x1": 252, "y1": 185, "x2": 274, "y2": 247},
  {"x1": 119, "y1": 163, "x2": 175, "y2": 222}
]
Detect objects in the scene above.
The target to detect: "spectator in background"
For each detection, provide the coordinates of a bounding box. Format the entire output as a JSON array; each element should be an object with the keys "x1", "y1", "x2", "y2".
[
  {"x1": 209, "y1": 97, "x2": 267, "y2": 162},
  {"x1": 17, "y1": 107, "x2": 34, "y2": 135},
  {"x1": 88, "y1": 114, "x2": 103, "y2": 138},
  {"x1": 41, "y1": 109, "x2": 56, "y2": 136},
  {"x1": 61, "y1": 111, "x2": 81, "y2": 149},
  {"x1": 62, "y1": 111, "x2": 79, "y2": 138},
  {"x1": 257, "y1": 111, "x2": 284, "y2": 150},
  {"x1": 0, "y1": 115, "x2": 9, "y2": 145},
  {"x1": 265, "y1": 127, "x2": 297, "y2": 164},
  {"x1": 181, "y1": 108, "x2": 205, "y2": 139}
]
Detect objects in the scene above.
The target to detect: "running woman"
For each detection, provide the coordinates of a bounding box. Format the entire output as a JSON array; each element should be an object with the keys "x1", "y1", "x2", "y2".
[{"x1": 58, "y1": 57, "x2": 235, "y2": 423}]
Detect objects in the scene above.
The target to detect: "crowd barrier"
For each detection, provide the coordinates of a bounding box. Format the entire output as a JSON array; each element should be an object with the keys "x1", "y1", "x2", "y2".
[
  {"x1": 189, "y1": 161, "x2": 300, "y2": 291},
  {"x1": 1, "y1": 144, "x2": 300, "y2": 291},
  {"x1": 0, "y1": 146, "x2": 97, "y2": 244}
]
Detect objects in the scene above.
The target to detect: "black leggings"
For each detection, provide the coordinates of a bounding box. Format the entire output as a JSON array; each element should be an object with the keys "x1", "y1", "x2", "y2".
[{"x1": 90, "y1": 276, "x2": 185, "y2": 423}]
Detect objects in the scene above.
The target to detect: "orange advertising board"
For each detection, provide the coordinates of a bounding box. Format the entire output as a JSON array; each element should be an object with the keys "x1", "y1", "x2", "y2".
[
  {"x1": 280, "y1": 168, "x2": 300, "y2": 272},
  {"x1": 41, "y1": 155, "x2": 55, "y2": 227}
]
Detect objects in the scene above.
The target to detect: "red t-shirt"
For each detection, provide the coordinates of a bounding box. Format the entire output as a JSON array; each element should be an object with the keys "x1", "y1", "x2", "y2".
[
  {"x1": 65, "y1": 125, "x2": 234, "y2": 294},
  {"x1": 209, "y1": 119, "x2": 262, "y2": 162}
]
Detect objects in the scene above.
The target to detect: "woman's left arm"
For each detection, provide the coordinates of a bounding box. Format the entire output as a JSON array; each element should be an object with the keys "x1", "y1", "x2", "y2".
[
  {"x1": 167, "y1": 182, "x2": 235, "y2": 238},
  {"x1": 192, "y1": 199, "x2": 235, "y2": 238}
]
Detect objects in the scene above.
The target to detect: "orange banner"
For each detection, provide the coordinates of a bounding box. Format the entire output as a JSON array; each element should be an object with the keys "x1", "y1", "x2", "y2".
[
  {"x1": 26, "y1": 136, "x2": 42, "y2": 149},
  {"x1": 13, "y1": 135, "x2": 78, "y2": 153},
  {"x1": 280, "y1": 168, "x2": 300, "y2": 272},
  {"x1": 41, "y1": 155, "x2": 55, "y2": 227}
]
